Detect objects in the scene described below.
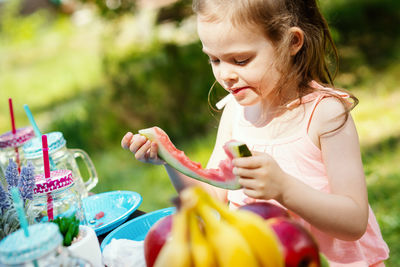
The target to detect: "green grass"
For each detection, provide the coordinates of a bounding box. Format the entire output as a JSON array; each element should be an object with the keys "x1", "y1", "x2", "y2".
[
  {"x1": 354, "y1": 92, "x2": 400, "y2": 266},
  {"x1": 0, "y1": 15, "x2": 103, "y2": 133},
  {"x1": 363, "y1": 136, "x2": 400, "y2": 266}
]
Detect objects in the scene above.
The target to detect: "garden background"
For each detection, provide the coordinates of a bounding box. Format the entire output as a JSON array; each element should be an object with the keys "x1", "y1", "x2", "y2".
[{"x1": 0, "y1": 0, "x2": 399, "y2": 264}]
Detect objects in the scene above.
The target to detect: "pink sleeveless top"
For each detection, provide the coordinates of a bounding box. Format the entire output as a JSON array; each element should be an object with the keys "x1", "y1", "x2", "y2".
[{"x1": 227, "y1": 81, "x2": 389, "y2": 266}]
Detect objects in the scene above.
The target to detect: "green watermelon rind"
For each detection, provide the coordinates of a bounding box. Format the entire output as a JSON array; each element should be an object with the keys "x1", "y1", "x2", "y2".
[
  {"x1": 320, "y1": 252, "x2": 330, "y2": 267},
  {"x1": 138, "y1": 127, "x2": 251, "y2": 190},
  {"x1": 226, "y1": 141, "x2": 252, "y2": 158}
]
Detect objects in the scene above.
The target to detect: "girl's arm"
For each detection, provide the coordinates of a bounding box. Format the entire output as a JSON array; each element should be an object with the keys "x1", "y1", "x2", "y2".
[
  {"x1": 284, "y1": 98, "x2": 368, "y2": 240},
  {"x1": 235, "y1": 98, "x2": 369, "y2": 241}
]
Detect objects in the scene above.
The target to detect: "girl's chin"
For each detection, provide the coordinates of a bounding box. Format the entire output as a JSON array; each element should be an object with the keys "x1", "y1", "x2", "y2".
[{"x1": 233, "y1": 93, "x2": 261, "y2": 106}]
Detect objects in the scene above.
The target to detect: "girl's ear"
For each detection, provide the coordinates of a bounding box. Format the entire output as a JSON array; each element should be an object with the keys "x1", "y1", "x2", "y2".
[{"x1": 289, "y1": 27, "x2": 304, "y2": 56}]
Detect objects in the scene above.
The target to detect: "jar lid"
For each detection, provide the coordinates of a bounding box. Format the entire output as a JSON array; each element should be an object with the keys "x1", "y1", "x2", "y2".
[
  {"x1": 0, "y1": 127, "x2": 35, "y2": 148},
  {"x1": 23, "y1": 131, "x2": 67, "y2": 159},
  {"x1": 34, "y1": 169, "x2": 74, "y2": 195},
  {"x1": 0, "y1": 222, "x2": 62, "y2": 265}
]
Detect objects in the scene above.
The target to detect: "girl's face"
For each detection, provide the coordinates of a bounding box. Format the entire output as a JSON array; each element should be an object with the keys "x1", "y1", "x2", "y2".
[{"x1": 197, "y1": 16, "x2": 281, "y2": 106}]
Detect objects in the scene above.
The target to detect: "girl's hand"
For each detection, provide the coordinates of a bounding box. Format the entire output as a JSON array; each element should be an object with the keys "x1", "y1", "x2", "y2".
[
  {"x1": 232, "y1": 151, "x2": 288, "y2": 201},
  {"x1": 121, "y1": 132, "x2": 166, "y2": 165}
]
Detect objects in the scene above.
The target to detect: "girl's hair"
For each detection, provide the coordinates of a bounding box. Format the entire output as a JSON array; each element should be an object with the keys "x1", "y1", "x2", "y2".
[{"x1": 194, "y1": 0, "x2": 358, "y2": 132}]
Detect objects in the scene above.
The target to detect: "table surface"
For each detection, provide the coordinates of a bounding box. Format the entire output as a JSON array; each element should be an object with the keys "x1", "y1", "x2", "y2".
[{"x1": 96, "y1": 209, "x2": 146, "y2": 245}]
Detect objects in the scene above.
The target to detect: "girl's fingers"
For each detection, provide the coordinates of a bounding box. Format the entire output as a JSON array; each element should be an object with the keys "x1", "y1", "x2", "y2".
[
  {"x1": 242, "y1": 188, "x2": 262, "y2": 199},
  {"x1": 250, "y1": 150, "x2": 263, "y2": 156},
  {"x1": 149, "y1": 142, "x2": 158, "y2": 159},
  {"x1": 233, "y1": 153, "x2": 272, "y2": 169},
  {"x1": 121, "y1": 132, "x2": 133, "y2": 149},
  {"x1": 238, "y1": 177, "x2": 258, "y2": 188},
  {"x1": 129, "y1": 135, "x2": 147, "y2": 153},
  {"x1": 123, "y1": 133, "x2": 163, "y2": 164},
  {"x1": 233, "y1": 157, "x2": 261, "y2": 168},
  {"x1": 233, "y1": 167, "x2": 255, "y2": 178},
  {"x1": 135, "y1": 140, "x2": 151, "y2": 160}
]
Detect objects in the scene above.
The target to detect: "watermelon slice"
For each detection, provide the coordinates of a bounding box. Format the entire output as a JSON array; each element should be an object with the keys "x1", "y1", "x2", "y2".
[{"x1": 138, "y1": 127, "x2": 251, "y2": 190}]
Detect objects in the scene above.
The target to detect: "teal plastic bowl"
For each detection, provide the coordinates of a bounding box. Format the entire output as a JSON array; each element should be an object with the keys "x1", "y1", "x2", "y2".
[
  {"x1": 100, "y1": 207, "x2": 176, "y2": 251},
  {"x1": 83, "y1": 190, "x2": 142, "y2": 236}
]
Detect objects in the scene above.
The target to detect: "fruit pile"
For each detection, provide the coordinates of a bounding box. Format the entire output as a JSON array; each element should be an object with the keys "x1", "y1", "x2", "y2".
[{"x1": 144, "y1": 187, "x2": 326, "y2": 267}]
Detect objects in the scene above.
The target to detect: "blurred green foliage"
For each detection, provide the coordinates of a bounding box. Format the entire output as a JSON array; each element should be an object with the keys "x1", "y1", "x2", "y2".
[
  {"x1": 363, "y1": 135, "x2": 400, "y2": 266},
  {"x1": 104, "y1": 41, "x2": 218, "y2": 141},
  {"x1": 81, "y1": 0, "x2": 136, "y2": 18},
  {"x1": 77, "y1": 0, "x2": 193, "y2": 22},
  {"x1": 0, "y1": 0, "x2": 48, "y2": 44},
  {"x1": 322, "y1": 0, "x2": 400, "y2": 71}
]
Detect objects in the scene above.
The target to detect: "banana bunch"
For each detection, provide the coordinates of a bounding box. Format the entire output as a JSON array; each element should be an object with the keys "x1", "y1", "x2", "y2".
[{"x1": 153, "y1": 187, "x2": 284, "y2": 267}]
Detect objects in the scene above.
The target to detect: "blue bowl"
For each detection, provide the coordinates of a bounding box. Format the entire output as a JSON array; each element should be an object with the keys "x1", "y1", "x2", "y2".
[
  {"x1": 100, "y1": 207, "x2": 176, "y2": 251},
  {"x1": 83, "y1": 191, "x2": 142, "y2": 236}
]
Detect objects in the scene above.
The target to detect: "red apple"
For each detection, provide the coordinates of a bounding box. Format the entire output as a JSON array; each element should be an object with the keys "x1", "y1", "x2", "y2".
[
  {"x1": 268, "y1": 217, "x2": 320, "y2": 267},
  {"x1": 239, "y1": 202, "x2": 290, "y2": 220},
  {"x1": 144, "y1": 215, "x2": 173, "y2": 267}
]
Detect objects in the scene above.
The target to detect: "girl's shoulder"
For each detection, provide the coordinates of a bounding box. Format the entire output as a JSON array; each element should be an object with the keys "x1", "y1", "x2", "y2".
[
  {"x1": 305, "y1": 80, "x2": 354, "y2": 137},
  {"x1": 308, "y1": 93, "x2": 352, "y2": 138}
]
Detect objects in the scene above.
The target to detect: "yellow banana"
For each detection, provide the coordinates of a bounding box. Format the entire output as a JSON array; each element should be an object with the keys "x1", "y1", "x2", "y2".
[
  {"x1": 189, "y1": 211, "x2": 217, "y2": 267},
  {"x1": 221, "y1": 208, "x2": 284, "y2": 267},
  {"x1": 196, "y1": 203, "x2": 259, "y2": 267},
  {"x1": 153, "y1": 207, "x2": 192, "y2": 267},
  {"x1": 192, "y1": 187, "x2": 284, "y2": 267}
]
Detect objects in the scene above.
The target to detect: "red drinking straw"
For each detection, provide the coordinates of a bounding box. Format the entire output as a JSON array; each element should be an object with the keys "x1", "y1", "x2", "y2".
[
  {"x1": 42, "y1": 135, "x2": 51, "y2": 179},
  {"x1": 42, "y1": 134, "x2": 54, "y2": 221},
  {"x1": 8, "y1": 98, "x2": 20, "y2": 173},
  {"x1": 8, "y1": 98, "x2": 16, "y2": 134}
]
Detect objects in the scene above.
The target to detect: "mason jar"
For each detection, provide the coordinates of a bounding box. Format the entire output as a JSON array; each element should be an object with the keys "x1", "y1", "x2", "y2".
[
  {"x1": 27, "y1": 169, "x2": 87, "y2": 225},
  {"x1": 0, "y1": 222, "x2": 91, "y2": 266},
  {"x1": 23, "y1": 132, "x2": 98, "y2": 198},
  {"x1": 0, "y1": 127, "x2": 35, "y2": 187}
]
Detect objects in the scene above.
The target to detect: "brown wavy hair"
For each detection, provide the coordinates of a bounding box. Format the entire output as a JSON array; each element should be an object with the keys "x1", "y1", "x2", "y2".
[{"x1": 194, "y1": 0, "x2": 358, "y2": 131}]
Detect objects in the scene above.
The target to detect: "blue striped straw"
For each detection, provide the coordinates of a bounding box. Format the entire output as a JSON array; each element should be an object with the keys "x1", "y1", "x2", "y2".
[
  {"x1": 23, "y1": 105, "x2": 41, "y2": 138},
  {"x1": 23, "y1": 104, "x2": 57, "y2": 171}
]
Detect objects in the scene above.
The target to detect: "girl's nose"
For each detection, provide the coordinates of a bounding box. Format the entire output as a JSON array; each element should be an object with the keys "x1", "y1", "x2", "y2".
[{"x1": 219, "y1": 65, "x2": 238, "y2": 84}]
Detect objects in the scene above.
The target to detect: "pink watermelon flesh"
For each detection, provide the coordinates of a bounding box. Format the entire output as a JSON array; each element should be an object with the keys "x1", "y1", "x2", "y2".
[{"x1": 138, "y1": 126, "x2": 249, "y2": 190}]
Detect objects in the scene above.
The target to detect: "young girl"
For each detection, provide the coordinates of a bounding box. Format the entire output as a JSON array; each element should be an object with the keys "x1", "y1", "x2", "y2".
[{"x1": 121, "y1": 0, "x2": 389, "y2": 265}]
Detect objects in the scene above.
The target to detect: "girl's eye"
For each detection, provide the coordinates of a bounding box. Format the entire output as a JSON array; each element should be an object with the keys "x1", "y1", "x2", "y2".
[
  {"x1": 208, "y1": 58, "x2": 220, "y2": 64},
  {"x1": 234, "y1": 58, "x2": 249, "y2": 65}
]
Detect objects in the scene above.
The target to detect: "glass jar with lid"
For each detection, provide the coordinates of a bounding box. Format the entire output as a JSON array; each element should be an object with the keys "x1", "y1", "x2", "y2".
[
  {"x1": 28, "y1": 169, "x2": 87, "y2": 225},
  {"x1": 23, "y1": 132, "x2": 98, "y2": 198},
  {"x1": 0, "y1": 222, "x2": 90, "y2": 266},
  {"x1": 0, "y1": 127, "x2": 35, "y2": 187}
]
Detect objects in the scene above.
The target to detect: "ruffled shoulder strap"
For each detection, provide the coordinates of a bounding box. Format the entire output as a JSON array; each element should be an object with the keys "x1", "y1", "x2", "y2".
[{"x1": 286, "y1": 80, "x2": 351, "y2": 133}]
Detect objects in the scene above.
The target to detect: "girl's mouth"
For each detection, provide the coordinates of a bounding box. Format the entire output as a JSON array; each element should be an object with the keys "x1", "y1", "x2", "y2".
[{"x1": 231, "y1": 87, "x2": 250, "y2": 95}]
